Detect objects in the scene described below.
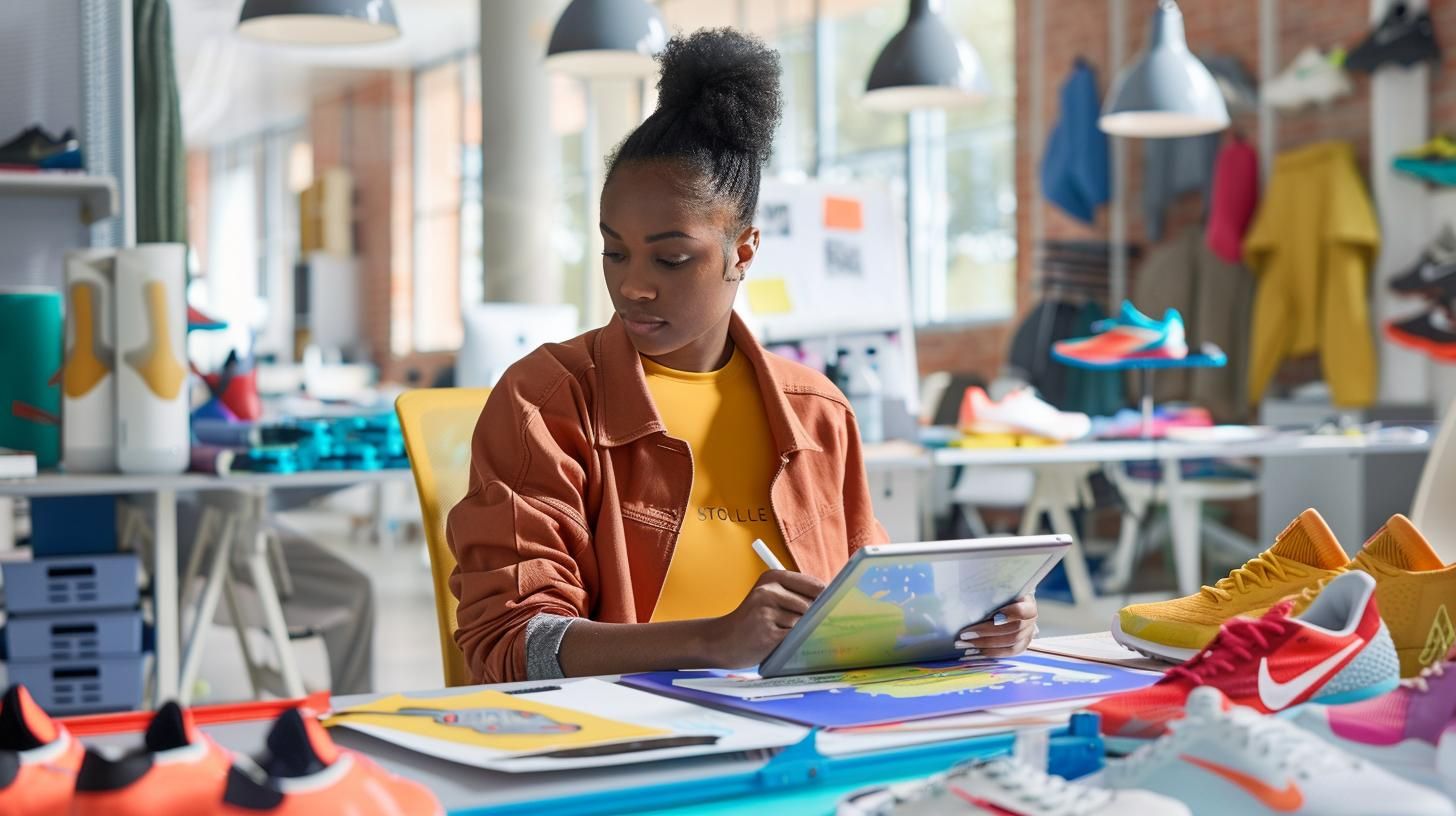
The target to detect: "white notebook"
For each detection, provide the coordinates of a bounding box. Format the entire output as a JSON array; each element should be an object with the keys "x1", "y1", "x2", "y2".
[{"x1": 0, "y1": 448, "x2": 37, "y2": 479}]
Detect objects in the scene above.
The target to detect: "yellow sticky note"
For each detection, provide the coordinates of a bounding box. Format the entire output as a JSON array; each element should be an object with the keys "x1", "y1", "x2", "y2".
[
  {"x1": 323, "y1": 688, "x2": 667, "y2": 752},
  {"x1": 746, "y1": 278, "x2": 793, "y2": 315}
]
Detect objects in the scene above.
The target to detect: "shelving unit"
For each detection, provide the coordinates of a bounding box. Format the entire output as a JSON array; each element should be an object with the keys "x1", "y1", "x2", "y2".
[{"x1": 0, "y1": 171, "x2": 117, "y2": 224}]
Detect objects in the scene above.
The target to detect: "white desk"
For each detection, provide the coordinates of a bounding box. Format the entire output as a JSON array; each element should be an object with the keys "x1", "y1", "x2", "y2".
[
  {"x1": 933, "y1": 431, "x2": 1434, "y2": 603},
  {"x1": 0, "y1": 469, "x2": 412, "y2": 705}
]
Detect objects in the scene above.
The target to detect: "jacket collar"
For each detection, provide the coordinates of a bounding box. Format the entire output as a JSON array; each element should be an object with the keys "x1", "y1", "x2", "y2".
[{"x1": 594, "y1": 311, "x2": 822, "y2": 455}]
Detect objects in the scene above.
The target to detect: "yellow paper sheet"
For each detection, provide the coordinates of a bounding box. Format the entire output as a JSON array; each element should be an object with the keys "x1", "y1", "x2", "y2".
[
  {"x1": 323, "y1": 688, "x2": 668, "y2": 753},
  {"x1": 746, "y1": 278, "x2": 793, "y2": 315}
]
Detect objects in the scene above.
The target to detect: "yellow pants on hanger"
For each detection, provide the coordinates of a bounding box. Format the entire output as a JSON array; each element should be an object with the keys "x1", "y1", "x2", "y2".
[{"x1": 1243, "y1": 141, "x2": 1380, "y2": 408}]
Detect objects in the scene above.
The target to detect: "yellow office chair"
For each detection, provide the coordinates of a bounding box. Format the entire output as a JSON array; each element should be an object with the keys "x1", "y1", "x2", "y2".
[{"x1": 395, "y1": 387, "x2": 490, "y2": 687}]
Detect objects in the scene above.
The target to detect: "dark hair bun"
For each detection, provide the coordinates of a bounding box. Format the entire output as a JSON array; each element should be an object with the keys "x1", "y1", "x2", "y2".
[{"x1": 654, "y1": 28, "x2": 783, "y2": 160}]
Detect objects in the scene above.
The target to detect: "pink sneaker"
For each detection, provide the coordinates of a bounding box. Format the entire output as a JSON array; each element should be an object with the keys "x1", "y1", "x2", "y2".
[{"x1": 1295, "y1": 648, "x2": 1456, "y2": 795}]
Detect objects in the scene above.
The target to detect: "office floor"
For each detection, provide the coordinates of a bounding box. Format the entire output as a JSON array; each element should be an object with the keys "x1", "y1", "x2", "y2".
[{"x1": 195, "y1": 488, "x2": 444, "y2": 700}]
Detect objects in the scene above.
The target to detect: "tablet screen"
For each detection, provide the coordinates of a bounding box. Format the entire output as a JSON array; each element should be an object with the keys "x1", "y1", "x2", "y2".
[{"x1": 761, "y1": 539, "x2": 1066, "y2": 677}]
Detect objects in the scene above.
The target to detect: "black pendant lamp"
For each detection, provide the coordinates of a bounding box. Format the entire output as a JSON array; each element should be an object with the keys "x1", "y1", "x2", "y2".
[
  {"x1": 864, "y1": 0, "x2": 988, "y2": 112},
  {"x1": 546, "y1": 0, "x2": 668, "y2": 77}
]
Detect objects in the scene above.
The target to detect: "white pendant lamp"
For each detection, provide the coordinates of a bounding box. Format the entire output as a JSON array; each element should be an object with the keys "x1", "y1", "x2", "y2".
[
  {"x1": 546, "y1": 0, "x2": 668, "y2": 77},
  {"x1": 237, "y1": 0, "x2": 401, "y2": 46},
  {"x1": 863, "y1": 0, "x2": 988, "y2": 112},
  {"x1": 1099, "y1": 0, "x2": 1229, "y2": 137}
]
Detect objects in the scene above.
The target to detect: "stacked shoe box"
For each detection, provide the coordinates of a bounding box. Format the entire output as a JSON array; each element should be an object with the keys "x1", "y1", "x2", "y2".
[{"x1": 2, "y1": 553, "x2": 144, "y2": 714}]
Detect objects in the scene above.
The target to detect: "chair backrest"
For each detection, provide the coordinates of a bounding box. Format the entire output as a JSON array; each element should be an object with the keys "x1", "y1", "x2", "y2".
[
  {"x1": 1411, "y1": 400, "x2": 1456, "y2": 563},
  {"x1": 395, "y1": 387, "x2": 490, "y2": 687}
]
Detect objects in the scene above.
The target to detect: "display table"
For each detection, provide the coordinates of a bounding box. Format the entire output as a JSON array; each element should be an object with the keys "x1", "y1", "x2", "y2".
[{"x1": 78, "y1": 675, "x2": 1106, "y2": 816}]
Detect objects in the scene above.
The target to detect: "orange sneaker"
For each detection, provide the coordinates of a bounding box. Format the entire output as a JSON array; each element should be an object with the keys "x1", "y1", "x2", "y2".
[
  {"x1": 0, "y1": 684, "x2": 85, "y2": 816},
  {"x1": 220, "y1": 708, "x2": 441, "y2": 815},
  {"x1": 71, "y1": 701, "x2": 233, "y2": 816}
]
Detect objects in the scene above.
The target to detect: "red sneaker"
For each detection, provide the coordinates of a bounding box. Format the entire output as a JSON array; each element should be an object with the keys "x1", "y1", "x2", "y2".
[
  {"x1": 220, "y1": 708, "x2": 441, "y2": 815},
  {"x1": 1092, "y1": 571, "x2": 1401, "y2": 753},
  {"x1": 0, "y1": 684, "x2": 85, "y2": 816},
  {"x1": 71, "y1": 701, "x2": 233, "y2": 816}
]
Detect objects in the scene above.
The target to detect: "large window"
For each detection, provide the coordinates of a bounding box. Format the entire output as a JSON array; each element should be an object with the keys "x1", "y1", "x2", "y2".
[
  {"x1": 413, "y1": 58, "x2": 468, "y2": 353},
  {"x1": 655, "y1": 0, "x2": 1017, "y2": 325},
  {"x1": 413, "y1": 0, "x2": 1016, "y2": 348}
]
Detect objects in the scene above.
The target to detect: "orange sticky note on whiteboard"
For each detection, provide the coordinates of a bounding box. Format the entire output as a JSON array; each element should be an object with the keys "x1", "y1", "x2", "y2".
[{"x1": 823, "y1": 196, "x2": 864, "y2": 231}]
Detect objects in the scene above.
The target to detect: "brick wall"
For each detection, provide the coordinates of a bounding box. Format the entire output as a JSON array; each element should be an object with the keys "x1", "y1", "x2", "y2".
[
  {"x1": 923, "y1": 0, "x2": 1441, "y2": 386},
  {"x1": 306, "y1": 72, "x2": 451, "y2": 385}
]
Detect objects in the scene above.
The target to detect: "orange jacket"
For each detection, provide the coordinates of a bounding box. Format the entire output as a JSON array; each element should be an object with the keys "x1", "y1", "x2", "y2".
[{"x1": 446, "y1": 312, "x2": 890, "y2": 683}]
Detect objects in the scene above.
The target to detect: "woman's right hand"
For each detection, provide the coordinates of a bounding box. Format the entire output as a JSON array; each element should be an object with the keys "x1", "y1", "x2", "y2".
[{"x1": 706, "y1": 570, "x2": 826, "y2": 669}]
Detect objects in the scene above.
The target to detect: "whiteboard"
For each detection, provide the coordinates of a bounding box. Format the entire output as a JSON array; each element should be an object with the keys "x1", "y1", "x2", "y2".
[{"x1": 739, "y1": 179, "x2": 912, "y2": 341}]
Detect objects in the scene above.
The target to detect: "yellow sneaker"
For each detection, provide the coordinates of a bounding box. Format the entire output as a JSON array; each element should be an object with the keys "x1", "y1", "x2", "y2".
[
  {"x1": 1350, "y1": 515, "x2": 1456, "y2": 677},
  {"x1": 1111, "y1": 509, "x2": 1349, "y2": 663}
]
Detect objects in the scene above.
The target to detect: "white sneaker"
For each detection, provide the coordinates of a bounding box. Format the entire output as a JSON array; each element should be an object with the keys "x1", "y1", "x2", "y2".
[
  {"x1": 959, "y1": 387, "x2": 1092, "y2": 442},
  {"x1": 837, "y1": 756, "x2": 1189, "y2": 816},
  {"x1": 1103, "y1": 687, "x2": 1456, "y2": 816},
  {"x1": 1263, "y1": 47, "x2": 1352, "y2": 109}
]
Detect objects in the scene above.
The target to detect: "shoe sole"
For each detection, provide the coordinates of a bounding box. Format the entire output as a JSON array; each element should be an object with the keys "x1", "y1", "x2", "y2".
[
  {"x1": 1383, "y1": 323, "x2": 1456, "y2": 361},
  {"x1": 1110, "y1": 616, "x2": 1201, "y2": 664},
  {"x1": 1308, "y1": 678, "x2": 1400, "y2": 706}
]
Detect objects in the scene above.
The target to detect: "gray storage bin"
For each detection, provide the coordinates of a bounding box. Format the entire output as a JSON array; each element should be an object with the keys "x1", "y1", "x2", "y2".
[
  {"x1": 5, "y1": 610, "x2": 142, "y2": 661},
  {"x1": 8, "y1": 655, "x2": 145, "y2": 715},
  {"x1": 2, "y1": 554, "x2": 139, "y2": 614}
]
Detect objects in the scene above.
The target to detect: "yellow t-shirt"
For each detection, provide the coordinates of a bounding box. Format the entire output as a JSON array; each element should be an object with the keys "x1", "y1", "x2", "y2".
[{"x1": 643, "y1": 349, "x2": 797, "y2": 622}]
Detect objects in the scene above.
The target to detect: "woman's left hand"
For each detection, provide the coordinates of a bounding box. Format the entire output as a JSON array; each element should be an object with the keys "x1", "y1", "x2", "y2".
[{"x1": 956, "y1": 596, "x2": 1038, "y2": 659}]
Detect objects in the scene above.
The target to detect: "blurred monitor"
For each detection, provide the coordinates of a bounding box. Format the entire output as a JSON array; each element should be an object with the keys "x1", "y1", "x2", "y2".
[{"x1": 457, "y1": 303, "x2": 580, "y2": 388}]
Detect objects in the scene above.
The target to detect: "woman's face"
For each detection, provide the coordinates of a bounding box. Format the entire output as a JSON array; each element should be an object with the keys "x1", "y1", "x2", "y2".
[{"x1": 600, "y1": 161, "x2": 759, "y2": 371}]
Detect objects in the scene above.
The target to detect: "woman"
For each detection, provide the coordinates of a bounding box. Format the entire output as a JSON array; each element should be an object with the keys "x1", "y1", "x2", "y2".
[{"x1": 446, "y1": 29, "x2": 1037, "y2": 684}]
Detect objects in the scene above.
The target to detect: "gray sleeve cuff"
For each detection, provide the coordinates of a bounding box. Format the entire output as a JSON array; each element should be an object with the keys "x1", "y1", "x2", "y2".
[{"x1": 524, "y1": 614, "x2": 576, "y2": 680}]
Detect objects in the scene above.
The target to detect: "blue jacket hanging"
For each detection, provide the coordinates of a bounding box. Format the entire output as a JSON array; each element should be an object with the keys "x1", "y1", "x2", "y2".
[{"x1": 1041, "y1": 60, "x2": 1110, "y2": 224}]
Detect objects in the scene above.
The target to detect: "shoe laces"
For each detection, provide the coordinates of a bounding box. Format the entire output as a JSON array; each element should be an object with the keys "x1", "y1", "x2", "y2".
[
  {"x1": 1404, "y1": 659, "x2": 1448, "y2": 694},
  {"x1": 950, "y1": 758, "x2": 1113, "y2": 814},
  {"x1": 1166, "y1": 609, "x2": 1292, "y2": 685},
  {"x1": 1199, "y1": 551, "x2": 1308, "y2": 603},
  {"x1": 1110, "y1": 701, "x2": 1357, "y2": 786}
]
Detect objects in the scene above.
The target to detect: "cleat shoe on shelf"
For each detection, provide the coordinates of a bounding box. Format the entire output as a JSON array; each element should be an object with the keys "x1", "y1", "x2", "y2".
[
  {"x1": 0, "y1": 684, "x2": 85, "y2": 816},
  {"x1": 1294, "y1": 646, "x2": 1456, "y2": 797},
  {"x1": 1051, "y1": 302, "x2": 1187, "y2": 368},
  {"x1": 220, "y1": 708, "x2": 442, "y2": 815},
  {"x1": 71, "y1": 701, "x2": 233, "y2": 816},
  {"x1": 1345, "y1": 1, "x2": 1441, "y2": 73},
  {"x1": 957, "y1": 386, "x2": 1092, "y2": 442},
  {"x1": 1385, "y1": 306, "x2": 1456, "y2": 362},
  {"x1": 1113, "y1": 509, "x2": 1349, "y2": 663},
  {"x1": 1390, "y1": 224, "x2": 1456, "y2": 297},
  {"x1": 0, "y1": 125, "x2": 83, "y2": 169},
  {"x1": 1350, "y1": 515, "x2": 1456, "y2": 676},
  {"x1": 1262, "y1": 47, "x2": 1352, "y2": 110},
  {"x1": 836, "y1": 755, "x2": 1191, "y2": 816},
  {"x1": 1094, "y1": 571, "x2": 1399, "y2": 752},
  {"x1": 1102, "y1": 686, "x2": 1456, "y2": 816}
]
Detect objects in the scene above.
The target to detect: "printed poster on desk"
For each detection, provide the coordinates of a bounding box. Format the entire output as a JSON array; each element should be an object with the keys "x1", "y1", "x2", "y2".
[
  {"x1": 323, "y1": 678, "x2": 807, "y2": 773},
  {"x1": 622, "y1": 654, "x2": 1159, "y2": 729}
]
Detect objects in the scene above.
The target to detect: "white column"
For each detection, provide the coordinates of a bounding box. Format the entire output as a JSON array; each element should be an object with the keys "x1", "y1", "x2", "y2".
[
  {"x1": 1108, "y1": 0, "x2": 1128, "y2": 309},
  {"x1": 1369, "y1": 0, "x2": 1432, "y2": 405},
  {"x1": 584, "y1": 77, "x2": 644, "y2": 327},
  {"x1": 478, "y1": 1, "x2": 566, "y2": 304}
]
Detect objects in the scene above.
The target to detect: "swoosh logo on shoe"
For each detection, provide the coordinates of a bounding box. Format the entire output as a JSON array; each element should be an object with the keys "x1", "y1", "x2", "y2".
[
  {"x1": 1420, "y1": 262, "x2": 1452, "y2": 282},
  {"x1": 1258, "y1": 638, "x2": 1364, "y2": 710},
  {"x1": 1182, "y1": 755, "x2": 1304, "y2": 812}
]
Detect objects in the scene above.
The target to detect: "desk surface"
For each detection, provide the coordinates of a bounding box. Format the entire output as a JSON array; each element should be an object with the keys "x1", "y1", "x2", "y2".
[
  {"x1": 0, "y1": 468, "x2": 412, "y2": 498},
  {"x1": 931, "y1": 431, "x2": 1434, "y2": 467}
]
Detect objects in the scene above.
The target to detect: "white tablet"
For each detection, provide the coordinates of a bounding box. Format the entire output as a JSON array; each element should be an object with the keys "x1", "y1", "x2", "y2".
[{"x1": 757, "y1": 535, "x2": 1071, "y2": 678}]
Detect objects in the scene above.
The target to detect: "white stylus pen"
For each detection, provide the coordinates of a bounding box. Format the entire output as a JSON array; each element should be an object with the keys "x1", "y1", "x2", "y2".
[{"x1": 751, "y1": 538, "x2": 786, "y2": 572}]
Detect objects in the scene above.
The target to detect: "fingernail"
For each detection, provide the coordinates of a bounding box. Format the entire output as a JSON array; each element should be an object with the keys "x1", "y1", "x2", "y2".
[
  {"x1": 954, "y1": 639, "x2": 977, "y2": 649},
  {"x1": 992, "y1": 613, "x2": 1009, "y2": 626},
  {"x1": 958, "y1": 631, "x2": 979, "y2": 641},
  {"x1": 962, "y1": 648, "x2": 980, "y2": 657}
]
